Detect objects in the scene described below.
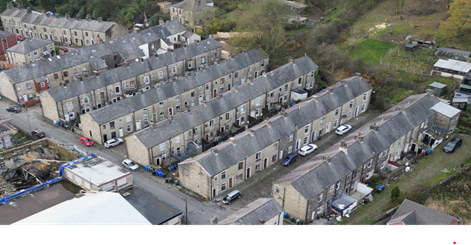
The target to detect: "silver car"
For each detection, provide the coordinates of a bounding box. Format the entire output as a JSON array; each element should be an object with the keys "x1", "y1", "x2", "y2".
[
  {"x1": 104, "y1": 138, "x2": 123, "y2": 148},
  {"x1": 335, "y1": 125, "x2": 352, "y2": 135}
]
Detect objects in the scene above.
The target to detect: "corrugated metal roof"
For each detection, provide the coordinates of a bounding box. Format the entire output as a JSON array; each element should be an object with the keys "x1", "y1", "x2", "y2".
[
  {"x1": 430, "y1": 101, "x2": 461, "y2": 118},
  {"x1": 433, "y1": 59, "x2": 471, "y2": 73}
]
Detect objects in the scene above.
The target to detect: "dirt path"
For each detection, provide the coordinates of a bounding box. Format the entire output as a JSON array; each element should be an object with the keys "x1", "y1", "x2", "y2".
[{"x1": 343, "y1": 133, "x2": 471, "y2": 224}]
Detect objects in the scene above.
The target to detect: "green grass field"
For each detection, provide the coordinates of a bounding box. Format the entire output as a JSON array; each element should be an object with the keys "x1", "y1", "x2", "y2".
[{"x1": 349, "y1": 39, "x2": 399, "y2": 66}]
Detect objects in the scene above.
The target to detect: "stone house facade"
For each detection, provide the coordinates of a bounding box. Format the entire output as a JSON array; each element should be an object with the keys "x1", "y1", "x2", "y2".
[
  {"x1": 0, "y1": 20, "x2": 190, "y2": 104},
  {"x1": 272, "y1": 93, "x2": 460, "y2": 223},
  {"x1": 41, "y1": 38, "x2": 222, "y2": 125},
  {"x1": 0, "y1": 30, "x2": 17, "y2": 56},
  {"x1": 1, "y1": 4, "x2": 128, "y2": 46},
  {"x1": 124, "y1": 56, "x2": 319, "y2": 167},
  {"x1": 177, "y1": 76, "x2": 372, "y2": 199},
  {"x1": 7, "y1": 38, "x2": 54, "y2": 65},
  {"x1": 171, "y1": 0, "x2": 214, "y2": 28}
]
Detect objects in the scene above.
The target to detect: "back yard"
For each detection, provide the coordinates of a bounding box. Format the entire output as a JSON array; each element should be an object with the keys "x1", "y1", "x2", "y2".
[{"x1": 342, "y1": 133, "x2": 471, "y2": 225}]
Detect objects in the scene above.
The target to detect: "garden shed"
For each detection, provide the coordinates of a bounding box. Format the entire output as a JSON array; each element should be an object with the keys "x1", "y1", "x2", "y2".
[{"x1": 427, "y1": 82, "x2": 446, "y2": 96}]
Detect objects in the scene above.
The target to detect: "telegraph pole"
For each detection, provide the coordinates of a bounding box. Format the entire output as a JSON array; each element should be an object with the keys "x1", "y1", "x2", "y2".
[
  {"x1": 185, "y1": 190, "x2": 188, "y2": 224},
  {"x1": 25, "y1": 105, "x2": 32, "y2": 133}
]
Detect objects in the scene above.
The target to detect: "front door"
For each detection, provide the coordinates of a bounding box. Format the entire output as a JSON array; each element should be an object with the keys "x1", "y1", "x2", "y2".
[
  {"x1": 119, "y1": 128, "x2": 123, "y2": 137},
  {"x1": 354, "y1": 106, "x2": 359, "y2": 117},
  {"x1": 136, "y1": 121, "x2": 141, "y2": 130},
  {"x1": 111, "y1": 131, "x2": 116, "y2": 139},
  {"x1": 264, "y1": 158, "x2": 268, "y2": 169},
  {"x1": 246, "y1": 168, "x2": 251, "y2": 179},
  {"x1": 229, "y1": 178, "x2": 233, "y2": 188},
  {"x1": 213, "y1": 89, "x2": 217, "y2": 98},
  {"x1": 212, "y1": 188, "x2": 216, "y2": 198},
  {"x1": 103, "y1": 134, "x2": 108, "y2": 143},
  {"x1": 326, "y1": 122, "x2": 331, "y2": 133}
]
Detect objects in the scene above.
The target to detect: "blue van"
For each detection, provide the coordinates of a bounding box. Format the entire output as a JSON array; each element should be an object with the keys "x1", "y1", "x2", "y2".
[{"x1": 281, "y1": 153, "x2": 299, "y2": 166}]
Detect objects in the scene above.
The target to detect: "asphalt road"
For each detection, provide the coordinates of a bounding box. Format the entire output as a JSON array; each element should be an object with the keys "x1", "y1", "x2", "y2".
[{"x1": 0, "y1": 99, "x2": 234, "y2": 224}]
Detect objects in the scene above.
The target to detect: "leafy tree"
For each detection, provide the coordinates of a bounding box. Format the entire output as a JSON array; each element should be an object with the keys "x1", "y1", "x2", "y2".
[
  {"x1": 391, "y1": 186, "x2": 401, "y2": 201},
  {"x1": 229, "y1": 0, "x2": 288, "y2": 55},
  {"x1": 439, "y1": 0, "x2": 471, "y2": 41}
]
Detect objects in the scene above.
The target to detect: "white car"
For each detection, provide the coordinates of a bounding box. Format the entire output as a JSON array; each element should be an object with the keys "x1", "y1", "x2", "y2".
[
  {"x1": 104, "y1": 138, "x2": 123, "y2": 148},
  {"x1": 122, "y1": 159, "x2": 139, "y2": 171},
  {"x1": 335, "y1": 125, "x2": 352, "y2": 135},
  {"x1": 298, "y1": 144, "x2": 318, "y2": 156}
]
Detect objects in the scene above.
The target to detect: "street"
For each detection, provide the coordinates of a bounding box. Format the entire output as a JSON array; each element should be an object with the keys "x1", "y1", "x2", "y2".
[{"x1": 0, "y1": 99, "x2": 234, "y2": 224}]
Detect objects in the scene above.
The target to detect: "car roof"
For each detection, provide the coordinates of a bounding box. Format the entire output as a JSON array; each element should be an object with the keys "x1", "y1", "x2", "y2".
[
  {"x1": 300, "y1": 145, "x2": 312, "y2": 149},
  {"x1": 228, "y1": 190, "x2": 240, "y2": 195},
  {"x1": 80, "y1": 137, "x2": 89, "y2": 140},
  {"x1": 287, "y1": 153, "x2": 297, "y2": 157}
]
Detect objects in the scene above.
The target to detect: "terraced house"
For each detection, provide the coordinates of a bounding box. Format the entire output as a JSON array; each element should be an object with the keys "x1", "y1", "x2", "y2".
[
  {"x1": 1, "y1": 3, "x2": 128, "y2": 46},
  {"x1": 177, "y1": 76, "x2": 372, "y2": 199},
  {"x1": 171, "y1": 0, "x2": 214, "y2": 28},
  {"x1": 40, "y1": 39, "x2": 222, "y2": 125},
  {"x1": 6, "y1": 38, "x2": 54, "y2": 65},
  {"x1": 79, "y1": 48, "x2": 268, "y2": 144},
  {"x1": 0, "y1": 20, "x2": 191, "y2": 105},
  {"x1": 272, "y1": 93, "x2": 460, "y2": 223},
  {"x1": 125, "y1": 56, "x2": 319, "y2": 167}
]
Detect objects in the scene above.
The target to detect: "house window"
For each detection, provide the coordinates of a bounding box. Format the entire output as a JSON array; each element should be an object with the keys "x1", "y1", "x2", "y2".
[
  {"x1": 272, "y1": 143, "x2": 277, "y2": 151},
  {"x1": 63, "y1": 71, "x2": 68, "y2": 77},
  {"x1": 320, "y1": 117, "x2": 325, "y2": 125},
  {"x1": 255, "y1": 152, "x2": 261, "y2": 161},
  {"x1": 221, "y1": 183, "x2": 226, "y2": 191},
  {"x1": 363, "y1": 93, "x2": 368, "y2": 100},
  {"x1": 143, "y1": 109, "x2": 148, "y2": 116},
  {"x1": 303, "y1": 137, "x2": 308, "y2": 145},
  {"x1": 311, "y1": 71, "x2": 315, "y2": 77},
  {"x1": 225, "y1": 113, "x2": 230, "y2": 120},
  {"x1": 158, "y1": 71, "x2": 163, "y2": 78},
  {"x1": 205, "y1": 84, "x2": 209, "y2": 90},
  {"x1": 54, "y1": 74, "x2": 58, "y2": 79},
  {"x1": 289, "y1": 134, "x2": 294, "y2": 142},
  {"x1": 272, "y1": 154, "x2": 277, "y2": 162},
  {"x1": 214, "y1": 176, "x2": 218, "y2": 182},
  {"x1": 305, "y1": 125, "x2": 309, "y2": 133},
  {"x1": 318, "y1": 193, "x2": 323, "y2": 202},
  {"x1": 284, "y1": 84, "x2": 288, "y2": 91},
  {"x1": 188, "y1": 61, "x2": 192, "y2": 68},
  {"x1": 144, "y1": 76, "x2": 150, "y2": 84},
  {"x1": 176, "y1": 96, "x2": 180, "y2": 103},
  {"x1": 221, "y1": 171, "x2": 226, "y2": 179},
  {"x1": 298, "y1": 78, "x2": 302, "y2": 84},
  {"x1": 275, "y1": 186, "x2": 280, "y2": 194},
  {"x1": 238, "y1": 162, "x2": 243, "y2": 170},
  {"x1": 110, "y1": 121, "x2": 115, "y2": 129},
  {"x1": 329, "y1": 185, "x2": 335, "y2": 192},
  {"x1": 397, "y1": 139, "x2": 401, "y2": 146},
  {"x1": 83, "y1": 97, "x2": 89, "y2": 104},
  {"x1": 172, "y1": 66, "x2": 177, "y2": 73},
  {"x1": 240, "y1": 105, "x2": 245, "y2": 113},
  {"x1": 255, "y1": 97, "x2": 260, "y2": 106},
  {"x1": 160, "y1": 112, "x2": 165, "y2": 118},
  {"x1": 33, "y1": 51, "x2": 38, "y2": 56},
  {"x1": 349, "y1": 100, "x2": 354, "y2": 108},
  {"x1": 26, "y1": 83, "x2": 31, "y2": 89},
  {"x1": 102, "y1": 125, "x2": 106, "y2": 129},
  {"x1": 288, "y1": 145, "x2": 293, "y2": 153},
  {"x1": 367, "y1": 159, "x2": 372, "y2": 168},
  {"x1": 115, "y1": 86, "x2": 120, "y2": 94},
  {"x1": 15, "y1": 85, "x2": 21, "y2": 91},
  {"x1": 334, "y1": 120, "x2": 338, "y2": 127},
  {"x1": 335, "y1": 109, "x2": 339, "y2": 115},
  {"x1": 40, "y1": 82, "x2": 46, "y2": 88},
  {"x1": 336, "y1": 181, "x2": 340, "y2": 190},
  {"x1": 159, "y1": 102, "x2": 164, "y2": 108},
  {"x1": 143, "y1": 118, "x2": 149, "y2": 127},
  {"x1": 234, "y1": 71, "x2": 238, "y2": 78},
  {"x1": 201, "y1": 57, "x2": 205, "y2": 64},
  {"x1": 361, "y1": 104, "x2": 366, "y2": 112},
  {"x1": 380, "y1": 161, "x2": 386, "y2": 169},
  {"x1": 66, "y1": 102, "x2": 73, "y2": 110},
  {"x1": 175, "y1": 136, "x2": 180, "y2": 143}
]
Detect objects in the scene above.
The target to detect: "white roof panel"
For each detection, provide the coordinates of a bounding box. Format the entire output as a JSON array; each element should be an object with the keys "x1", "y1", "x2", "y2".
[
  {"x1": 65, "y1": 156, "x2": 130, "y2": 186},
  {"x1": 430, "y1": 101, "x2": 461, "y2": 118},
  {"x1": 434, "y1": 59, "x2": 471, "y2": 73}
]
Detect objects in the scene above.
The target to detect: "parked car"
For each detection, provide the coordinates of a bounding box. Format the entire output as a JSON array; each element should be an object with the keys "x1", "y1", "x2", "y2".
[
  {"x1": 122, "y1": 159, "x2": 139, "y2": 171},
  {"x1": 6, "y1": 106, "x2": 21, "y2": 113},
  {"x1": 31, "y1": 129, "x2": 46, "y2": 139},
  {"x1": 281, "y1": 153, "x2": 299, "y2": 166},
  {"x1": 60, "y1": 47, "x2": 68, "y2": 52},
  {"x1": 299, "y1": 144, "x2": 318, "y2": 156},
  {"x1": 222, "y1": 190, "x2": 241, "y2": 204},
  {"x1": 104, "y1": 138, "x2": 123, "y2": 148},
  {"x1": 79, "y1": 136, "x2": 93, "y2": 146},
  {"x1": 335, "y1": 124, "x2": 352, "y2": 135},
  {"x1": 443, "y1": 137, "x2": 462, "y2": 153},
  {"x1": 16, "y1": 34, "x2": 24, "y2": 41}
]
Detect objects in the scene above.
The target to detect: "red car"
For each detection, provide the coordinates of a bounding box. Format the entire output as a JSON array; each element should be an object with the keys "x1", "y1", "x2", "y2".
[
  {"x1": 60, "y1": 47, "x2": 68, "y2": 52},
  {"x1": 16, "y1": 34, "x2": 24, "y2": 41},
  {"x1": 80, "y1": 136, "x2": 93, "y2": 146}
]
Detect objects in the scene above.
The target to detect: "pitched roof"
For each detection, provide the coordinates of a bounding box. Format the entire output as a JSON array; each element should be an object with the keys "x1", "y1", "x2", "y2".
[
  {"x1": 1, "y1": 8, "x2": 115, "y2": 32},
  {"x1": 181, "y1": 76, "x2": 371, "y2": 176},
  {"x1": 219, "y1": 198, "x2": 283, "y2": 225},
  {"x1": 275, "y1": 93, "x2": 441, "y2": 200},
  {"x1": 436, "y1": 47, "x2": 471, "y2": 57},
  {"x1": 133, "y1": 56, "x2": 319, "y2": 150},
  {"x1": 45, "y1": 38, "x2": 221, "y2": 102},
  {"x1": 7, "y1": 38, "x2": 53, "y2": 53},
  {"x1": 387, "y1": 199, "x2": 458, "y2": 225},
  {"x1": 172, "y1": 0, "x2": 214, "y2": 12},
  {"x1": 0, "y1": 30, "x2": 15, "y2": 39},
  {"x1": 12, "y1": 192, "x2": 151, "y2": 225},
  {"x1": 3, "y1": 21, "x2": 186, "y2": 84},
  {"x1": 86, "y1": 48, "x2": 268, "y2": 124}
]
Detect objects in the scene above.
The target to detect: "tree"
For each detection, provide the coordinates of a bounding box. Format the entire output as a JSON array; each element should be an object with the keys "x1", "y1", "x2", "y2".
[
  {"x1": 228, "y1": 0, "x2": 289, "y2": 55},
  {"x1": 391, "y1": 186, "x2": 401, "y2": 201},
  {"x1": 439, "y1": 0, "x2": 471, "y2": 40}
]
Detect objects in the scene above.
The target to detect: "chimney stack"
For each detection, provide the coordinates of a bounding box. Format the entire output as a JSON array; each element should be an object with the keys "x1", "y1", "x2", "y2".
[
  {"x1": 341, "y1": 79, "x2": 347, "y2": 86},
  {"x1": 55, "y1": 13, "x2": 60, "y2": 18},
  {"x1": 322, "y1": 156, "x2": 332, "y2": 163},
  {"x1": 326, "y1": 87, "x2": 332, "y2": 93},
  {"x1": 26, "y1": 7, "x2": 32, "y2": 14},
  {"x1": 65, "y1": 13, "x2": 70, "y2": 19},
  {"x1": 355, "y1": 72, "x2": 361, "y2": 77},
  {"x1": 229, "y1": 137, "x2": 236, "y2": 145},
  {"x1": 97, "y1": 17, "x2": 102, "y2": 22},
  {"x1": 311, "y1": 95, "x2": 318, "y2": 102},
  {"x1": 280, "y1": 108, "x2": 287, "y2": 117},
  {"x1": 264, "y1": 119, "x2": 271, "y2": 127},
  {"x1": 339, "y1": 140, "x2": 348, "y2": 153},
  {"x1": 86, "y1": 14, "x2": 91, "y2": 21},
  {"x1": 247, "y1": 129, "x2": 255, "y2": 137},
  {"x1": 76, "y1": 13, "x2": 80, "y2": 19},
  {"x1": 211, "y1": 147, "x2": 218, "y2": 155},
  {"x1": 159, "y1": 17, "x2": 164, "y2": 25},
  {"x1": 6, "y1": 2, "x2": 13, "y2": 9},
  {"x1": 370, "y1": 123, "x2": 379, "y2": 131},
  {"x1": 355, "y1": 132, "x2": 363, "y2": 143},
  {"x1": 425, "y1": 88, "x2": 434, "y2": 96},
  {"x1": 289, "y1": 56, "x2": 294, "y2": 64}
]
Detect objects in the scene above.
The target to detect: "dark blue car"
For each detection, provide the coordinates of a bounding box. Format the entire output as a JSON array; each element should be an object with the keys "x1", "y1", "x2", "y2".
[{"x1": 281, "y1": 153, "x2": 299, "y2": 166}]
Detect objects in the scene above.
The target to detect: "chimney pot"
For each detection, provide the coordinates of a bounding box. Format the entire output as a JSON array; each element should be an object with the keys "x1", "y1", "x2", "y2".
[
  {"x1": 322, "y1": 156, "x2": 332, "y2": 163},
  {"x1": 370, "y1": 123, "x2": 379, "y2": 131}
]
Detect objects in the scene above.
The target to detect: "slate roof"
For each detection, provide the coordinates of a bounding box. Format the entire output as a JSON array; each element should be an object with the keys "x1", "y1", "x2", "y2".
[
  {"x1": 134, "y1": 56, "x2": 319, "y2": 150},
  {"x1": 436, "y1": 47, "x2": 471, "y2": 57},
  {"x1": 275, "y1": 93, "x2": 442, "y2": 200},
  {"x1": 219, "y1": 198, "x2": 283, "y2": 225},
  {"x1": 45, "y1": 38, "x2": 221, "y2": 102},
  {"x1": 87, "y1": 48, "x2": 268, "y2": 124},
  {"x1": 172, "y1": 0, "x2": 214, "y2": 12},
  {"x1": 181, "y1": 76, "x2": 371, "y2": 176},
  {"x1": 387, "y1": 199, "x2": 458, "y2": 225},
  {"x1": 1, "y1": 8, "x2": 115, "y2": 32},
  {"x1": 122, "y1": 186, "x2": 182, "y2": 225},
  {"x1": 0, "y1": 30, "x2": 15, "y2": 39},
  {"x1": 3, "y1": 21, "x2": 186, "y2": 84},
  {"x1": 7, "y1": 38, "x2": 53, "y2": 53}
]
